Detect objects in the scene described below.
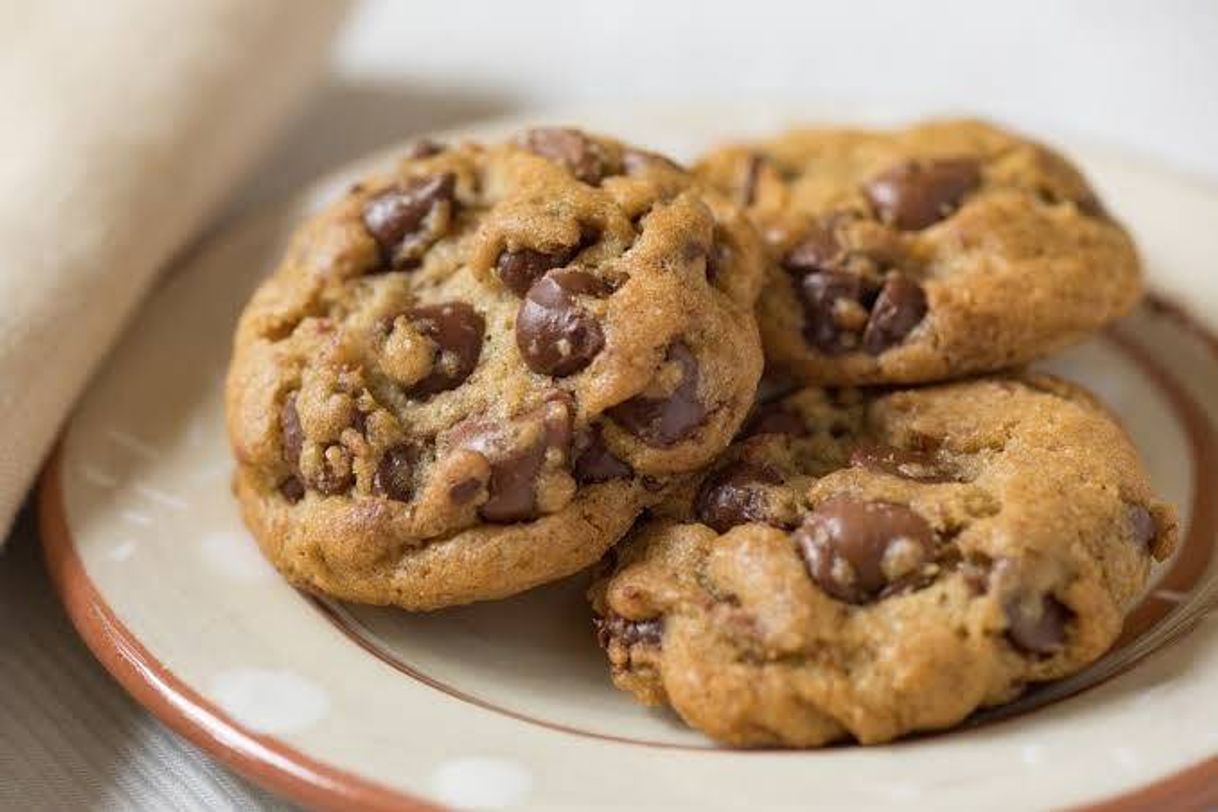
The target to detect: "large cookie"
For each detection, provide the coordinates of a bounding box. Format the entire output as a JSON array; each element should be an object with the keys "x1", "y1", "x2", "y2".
[
  {"x1": 696, "y1": 119, "x2": 1143, "y2": 384},
  {"x1": 590, "y1": 375, "x2": 1177, "y2": 746},
  {"x1": 226, "y1": 128, "x2": 765, "y2": 610}
]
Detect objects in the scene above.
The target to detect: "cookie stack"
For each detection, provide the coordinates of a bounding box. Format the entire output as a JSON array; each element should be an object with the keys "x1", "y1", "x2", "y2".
[{"x1": 225, "y1": 120, "x2": 1178, "y2": 747}]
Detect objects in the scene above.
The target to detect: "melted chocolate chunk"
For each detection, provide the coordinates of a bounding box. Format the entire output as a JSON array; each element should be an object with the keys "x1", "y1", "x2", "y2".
[
  {"x1": 695, "y1": 463, "x2": 785, "y2": 533},
  {"x1": 449, "y1": 476, "x2": 483, "y2": 504},
  {"x1": 573, "y1": 425, "x2": 633, "y2": 484},
  {"x1": 362, "y1": 173, "x2": 456, "y2": 268},
  {"x1": 794, "y1": 496, "x2": 935, "y2": 603},
  {"x1": 313, "y1": 446, "x2": 354, "y2": 496},
  {"x1": 450, "y1": 395, "x2": 574, "y2": 523},
  {"x1": 849, "y1": 443, "x2": 950, "y2": 482},
  {"x1": 863, "y1": 158, "x2": 981, "y2": 230},
  {"x1": 404, "y1": 302, "x2": 485, "y2": 398},
  {"x1": 519, "y1": 127, "x2": 613, "y2": 184},
  {"x1": 607, "y1": 342, "x2": 707, "y2": 447},
  {"x1": 375, "y1": 443, "x2": 419, "y2": 502},
  {"x1": 516, "y1": 268, "x2": 610, "y2": 377},
  {"x1": 782, "y1": 225, "x2": 842, "y2": 275},
  {"x1": 862, "y1": 274, "x2": 927, "y2": 354},
  {"x1": 1005, "y1": 593, "x2": 1071, "y2": 655},
  {"x1": 741, "y1": 153, "x2": 765, "y2": 206},
  {"x1": 495, "y1": 228, "x2": 599, "y2": 296},
  {"x1": 1128, "y1": 504, "x2": 1157, "y2": 552},
  {"x1": 280, "y1": 393, "x2": 304, "y2": 465},
  {"x1": 497, "y1": 250, "x2": 565, "y2": 296},
  {"x1": 799, "y1": 270, "x2": 877, "y2": 354},
  {"x1": 496, "y1": 246, "x2": 577, "y2": 296}
]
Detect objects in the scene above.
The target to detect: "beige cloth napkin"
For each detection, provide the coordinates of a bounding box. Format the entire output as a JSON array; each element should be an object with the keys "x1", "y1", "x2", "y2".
[{"x1": 0, "y1": 0, "x2": 349, "y2": 541}]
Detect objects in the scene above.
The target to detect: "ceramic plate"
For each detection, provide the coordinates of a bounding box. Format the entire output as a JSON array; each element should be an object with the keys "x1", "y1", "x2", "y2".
[{"x1": 38, "y1": 107, "x2": 1218, "y2": 811}]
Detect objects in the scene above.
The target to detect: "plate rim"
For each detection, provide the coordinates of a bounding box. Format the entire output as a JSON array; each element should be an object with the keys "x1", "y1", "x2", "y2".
[
  {"x1": 37, "y1": 449, "x2": 445, "y2": 812},
  {"x1": 36, "y1": 320, "x2": 1218, "y2": 812},
  {"x1": 33, "y1": 109, "x2": 1218, "y2": 809}
]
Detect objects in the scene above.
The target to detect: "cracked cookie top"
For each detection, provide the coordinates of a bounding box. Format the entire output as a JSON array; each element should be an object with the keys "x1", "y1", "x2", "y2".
[
  {"x1": 590, "y1": 374, "x2": 1177, "y2": 746},
  {"x1": 696, "y1": 119, "x2": 1143, "y2": 385},
  {"x1": 225, "y1": 128, "x2": 765, "y2": 610}
]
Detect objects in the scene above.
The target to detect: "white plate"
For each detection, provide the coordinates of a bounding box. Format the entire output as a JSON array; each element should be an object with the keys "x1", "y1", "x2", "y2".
[{"x1": 39, "y1": 107, "x2": 1218, "y2": 811}]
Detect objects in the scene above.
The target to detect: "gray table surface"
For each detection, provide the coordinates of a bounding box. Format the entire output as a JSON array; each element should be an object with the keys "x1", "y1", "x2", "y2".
[{"x1": 0, "y1": 503, "x2": 292, "y2": 811}]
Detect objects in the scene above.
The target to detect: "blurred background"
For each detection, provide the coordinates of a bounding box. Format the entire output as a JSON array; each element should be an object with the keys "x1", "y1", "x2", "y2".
[{"x1": 253, "y1": 0, "x2": 1218, "y2": 213}]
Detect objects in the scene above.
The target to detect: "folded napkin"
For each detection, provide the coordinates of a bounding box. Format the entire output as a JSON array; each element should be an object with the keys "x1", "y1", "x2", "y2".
[{"x1": 0, "y1": 0, "x2": 349, "y2": 541}]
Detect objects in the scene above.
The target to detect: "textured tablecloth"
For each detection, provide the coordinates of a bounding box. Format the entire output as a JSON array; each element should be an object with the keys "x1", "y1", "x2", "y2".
[
  {"x1": 0, "y1": 508, "x2": 295, "y2": 811},
  {"x1": 0, "y1": 0, "x2": 346, "y2": 543}
]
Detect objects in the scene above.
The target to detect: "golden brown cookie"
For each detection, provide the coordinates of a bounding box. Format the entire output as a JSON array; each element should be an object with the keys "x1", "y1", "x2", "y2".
[
  {"x1": 696, "y1": 119, "x2": 1143, "y2": 385},
  {"x1": 226, "y1": 128, "x2": 765, "y2": 610},
  {"x1": 590, "y1": 374, "x2": 1177, "y2": 746}
]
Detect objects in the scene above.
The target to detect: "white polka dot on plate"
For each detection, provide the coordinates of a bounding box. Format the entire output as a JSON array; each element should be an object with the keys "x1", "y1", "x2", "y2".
[
  {"x1": 199, "y1": 529, "x2": 277, "y2": 583},
  {"x1": 1020, "y1": 743, "x2": 1045, "y2": 766},
  {"x1": 105, "y1": 539, "x2": 138, "y2": 562},
  {"x1": 208, "y1": 668, "x2": 329, "y2": 735},
  {"x1": 430, "y1": 756, "x2": 532, "y2": 810}
]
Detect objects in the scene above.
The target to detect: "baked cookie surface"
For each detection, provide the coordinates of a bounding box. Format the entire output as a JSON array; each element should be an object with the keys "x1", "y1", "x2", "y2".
[
  {"x1": 696, "y1": 119, "x2": 1143, "y2": 385},
  {"x1": 226, "y1": 128, "x2": 765, "y2": 610},
  {"x1": 590, "y1": 374, "x2": 1176, "y2": 746}
]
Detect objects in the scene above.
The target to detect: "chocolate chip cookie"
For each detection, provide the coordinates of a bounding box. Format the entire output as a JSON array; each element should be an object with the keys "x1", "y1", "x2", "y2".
[
  {"x1": 226, "y1": 128, "x2": 765, "y2": 610},
  {"x1": 696, "y1": 119, "x2": 1143, "y2": 385},
  {"x1": 590, "y1": 374, "x2": 1177, "y2": 746}
]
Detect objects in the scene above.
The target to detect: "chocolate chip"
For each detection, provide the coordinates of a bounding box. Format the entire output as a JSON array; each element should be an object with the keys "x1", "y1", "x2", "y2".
[
  {"x1": 695, "y1": 463, "x2": 785, "y2": 533},
  {"x1": 451, "y1": 395, "x2": 574, "y2": 523},
  {"x1": 1005, "y1": 593, "x2": 1071, "y2": 655},
  {"x1": 794, "y1": 496, "x2": 935, "y2": 604},
  {"x1": 573, "y1": 425, "x2": 633, "y2": 484},
  {"x1": 741, "y1": 153, "x2": 765, "y2": 206},
  {"x1": 406, "y1": 139, "x2": 445, "y2": 159},
  {"x1": 516, "y1": 268, "x2": 609, "y2": 377},
  {"x1": 519, "y1": 127, "x2": 612, "y2": 184},
  {"x1": 799, "y1": 270, "x2": 877, "y2": 354},
  {"x1": 279, "y1": 476, "x2": 305, "y2": 503},
  {"x1": 281, "y1": 393, "x2": 303, "y2": 464},
  {"x1": 496, "y1": 247, "x2": 577, "y2": 296},
  {"x1": 862, "y1": 274, "x2": 927, "y2": 354},
  {"x1": 863, "y1": 158, "x2": 981, "y2": 230},
  {"x1": 351, "y1": 409, "x2": 369, "y2": 436},
  {"x1": 849, "y1": 443, "x2": 949, "y2": 482},
  {"x1": 1128, "y1": 504, "x2": 1157, "y2": 552},
  {"x1": 782, "y1": 225, "x2": 841, "y2": 275},
  {"x1": 313, "y1": 445, "x2": 354, "y2": 496},
  {"x1": 362, "y1": 173, "x2": 457, "y2": 269},
  {"x1": 745, "y1": 405, "x2": 808, "y2": 438},
  {"x1": 594, "y1": 614, "x2": 664, "y2": 649},
  {"x1": 375, "y1": 444, "x2": 419, "y2": 502},
  {"x1": 495, "y1": 228, "x2": 599, "y2": 296},
  {"x1": 607, "y1": 342, "x2": 707, "y2": 447},
  {"x1": 449, "y1": 476, "x2": 483, "y2": 504},
  {"x1": 622, "y1": 148, "x2": 681, "y2": 175},
  {"x1": 404, "y1": 302, "x2": 485, "y2": 397}
]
